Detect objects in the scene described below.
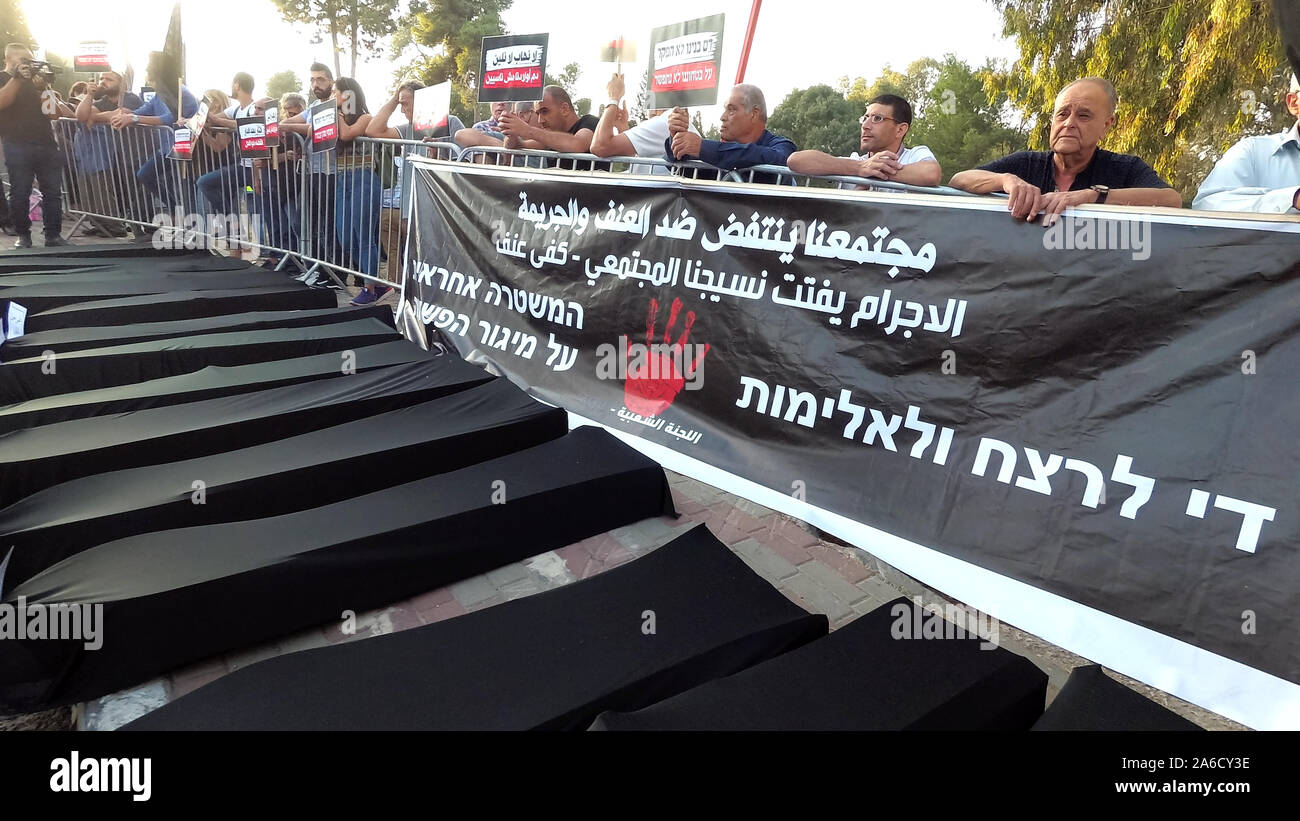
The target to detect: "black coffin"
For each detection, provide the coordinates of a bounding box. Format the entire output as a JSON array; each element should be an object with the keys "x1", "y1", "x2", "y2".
[
  {"x1": 0, "y1": 304, "x2": 392, "y2": 359},
  {"x1": 0, "y1": 339, "x2": 431, "y2": 434},
  {"x1": 1031, "y1": 665, "x2": 1203, "y2": 731},
  {"x1": 0, "y1": 357, "x2": 493, "y2": 508},
  {"x1": 0, "y1": 317, "x2": 402, "y2": 400},
  {"x1": 591, "y1": 596, "x2": 1048, "y2": 730},
  {"x1": 21, "y1": 287, "x2": 339, "y2": 333},
  {"x1": 0, "y1": 377, "x2": 567, "y2": 590},
  {"x1": 120, "y1": 523, "x2": 824, "y2": 730},
  {"x1": 4, "y1": 427, "x2": 678, "y2": 710}
]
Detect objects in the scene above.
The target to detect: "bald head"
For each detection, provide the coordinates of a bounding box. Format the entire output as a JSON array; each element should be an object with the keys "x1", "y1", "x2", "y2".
[{"x1": 1058, "y1": 77, "x2": 1118, "y2": 116}]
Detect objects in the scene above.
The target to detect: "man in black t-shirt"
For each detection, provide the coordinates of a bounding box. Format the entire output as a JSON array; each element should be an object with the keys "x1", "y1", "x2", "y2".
[
  {"x1": 73, "y1": 71, "x2": 144, "y2": 234},
  {"x1": 499, "y1": 85, "x2": 609, "y2": 170},
  {"x1": 949, "y1": 77, "x2": 1183, "y2": 224},
  {"x1": 0, "y1": 43, "x2": 68, "y2": 247}
]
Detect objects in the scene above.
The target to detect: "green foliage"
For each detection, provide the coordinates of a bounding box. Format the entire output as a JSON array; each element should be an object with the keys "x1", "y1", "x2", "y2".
[
  {"x1": 394, "y1": 0, "x2": 511, "y2": 125},
  {"x1": 1, "y1": 0, "x2": 33, "y2": 48},
  {"x1": 270, "y1": 0, "x2": 399, "y2": 78},
  {"x1": 836, "y1": 55, "x2": 1029, "y2": 180},
  {"x1": 990, "y1": 0, "x2": 1290, "y2": 202},
  {"x1": 545, "y1": 61, "x2": 590, "y2": 116},
  {"x1": 769, "y1": 84, "x2": 859, "y2": 155},
  {"x1": 266, "y1": 70, "x2": 303, "y2": 98}
]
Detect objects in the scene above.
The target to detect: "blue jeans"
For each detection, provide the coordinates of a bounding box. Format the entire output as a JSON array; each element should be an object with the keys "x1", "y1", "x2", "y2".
[
  {"x1": 4, "y1": 139, "x2": 63, "y2": 239},
  {"x1": 136, "y1": 148, "x2": 187, "y2": 213},
  {"x1": 335, "y1": 168, "x2": 381, "y2": 277},
  {"x1": 197, "y1": 164, "x2": 252, "y2": 218}
]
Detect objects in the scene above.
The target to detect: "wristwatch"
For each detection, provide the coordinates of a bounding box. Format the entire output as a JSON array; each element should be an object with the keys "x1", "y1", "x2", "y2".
[{"x1": 1090, "y1": 184, "x2": 1110, "y2": 204}]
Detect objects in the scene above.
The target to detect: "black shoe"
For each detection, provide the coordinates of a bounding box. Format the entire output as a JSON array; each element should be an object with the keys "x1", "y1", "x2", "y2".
[
  {"x1": 14, "y1": 235, "x2": 32, "y2": 249},
  {"x1": 43, "y1": 236, "x2": 70, "y2": 247}
]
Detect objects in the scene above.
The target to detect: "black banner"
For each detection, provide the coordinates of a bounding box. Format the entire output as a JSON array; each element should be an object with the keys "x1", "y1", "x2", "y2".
[{"x1": 400, "y1": 162, "x2": 1300, "y2": 722}]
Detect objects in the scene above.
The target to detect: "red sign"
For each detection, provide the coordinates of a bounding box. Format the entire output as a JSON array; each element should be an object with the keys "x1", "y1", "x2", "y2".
[
  {"x1": 650, "y1": 60, "x2": 717, "y2": 92},
  {"x1": 172, "y1": 127, "x2": 193, "y2": 159},
  {"x1": 482, "y1": 67, "x2": 542, "y2": 90}
]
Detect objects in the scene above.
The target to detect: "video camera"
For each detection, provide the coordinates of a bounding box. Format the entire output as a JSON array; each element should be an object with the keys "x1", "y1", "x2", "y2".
[{"x1": 16, "y1": 59, "x2": 62, "y2": 81}]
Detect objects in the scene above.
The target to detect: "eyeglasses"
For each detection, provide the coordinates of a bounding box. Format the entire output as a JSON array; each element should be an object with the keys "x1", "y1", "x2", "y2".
[{"x1": 859, "y1": 113, "x2": 900, "y2": 125}]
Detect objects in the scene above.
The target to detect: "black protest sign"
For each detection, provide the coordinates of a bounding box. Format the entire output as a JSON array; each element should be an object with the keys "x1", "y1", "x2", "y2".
[
  {"x1": 646, "y1": 14, "x2": 725, "y2": 109},
  {"x1": 478, "y1": 33, "x2": 548, "y2": 103},
  {"x1": 310, "y1": 100, "x2": 338, "y2": 153},
  {"x1": 236, "y1": 116, "x2": 270, "y2": 159}
]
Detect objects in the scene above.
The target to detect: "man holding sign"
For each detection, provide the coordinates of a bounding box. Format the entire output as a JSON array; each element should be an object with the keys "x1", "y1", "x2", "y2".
[{"x1": 663, "y1": 84, "x2": 796, "y2": 179}]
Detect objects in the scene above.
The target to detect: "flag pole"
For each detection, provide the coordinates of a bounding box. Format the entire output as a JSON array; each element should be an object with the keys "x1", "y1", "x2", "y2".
[{"x1": 734, "y1": 0, "x2": 762, "y2": 84}]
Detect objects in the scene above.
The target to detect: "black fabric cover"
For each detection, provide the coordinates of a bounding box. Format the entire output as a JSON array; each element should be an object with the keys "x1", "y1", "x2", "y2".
[
  {"x1": 0, "y1": 243, "x2": 213, "y2": 263},
  {"x1": 0, "y1": 357, "x2": 493, "y2": 508},
  {"x1": 0, "y1": 271, "x2": 290, "y2": 313},
  {"x1": 1030, "y1": 664, "x2": 1203, "y2": 731},
  {"x1": 4, "y1": 427, "x2": 679, "y2": 710},
  {"x1": 0, "y1": 339, "x2": 432, "y2": 434},
  {"x1": 22, "y1": 287, "x2": 339, "y2": 333},
  {"x1": 1, "y1": 305, "x2": 391, "y2": 359},
  {"x1": 120, "y1": 523, "x2": 822, "y2": 730},
  {"x1": 0, "y1": 377, "x2": 567, "y2": 591},
  {"x1": 0, "y1": 317, "x2": 401, "y2": 400},
  {"x1": 0, "y1": 256, "x2": 250, "y2": 276},
  {"x1": 590, "y1": 596, "x2": 1048, "y2": 730}
]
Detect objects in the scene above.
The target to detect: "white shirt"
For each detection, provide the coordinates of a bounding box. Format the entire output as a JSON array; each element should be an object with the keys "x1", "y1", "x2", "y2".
[
  {"x1": 226, "y1": 100, "x2": 260, "y2": 168},
  {"x1": 840, "y1": 145, "x2": 938, "y2": 190},
  {"x1": 624, "y1": 110, "x2": 701, "y2": 174},
  {"x1": 1193, "y1": 123, "x2": 1300, "y2": 214}
]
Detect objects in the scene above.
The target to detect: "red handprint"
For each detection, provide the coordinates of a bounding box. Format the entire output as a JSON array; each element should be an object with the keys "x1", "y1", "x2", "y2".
[{"x1": 623, "y1": 297, "x2": 711, "y2": 418}]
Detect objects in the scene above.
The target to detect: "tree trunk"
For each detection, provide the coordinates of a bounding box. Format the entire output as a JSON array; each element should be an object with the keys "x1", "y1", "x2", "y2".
[
  {"x1": 349, "y1": 0, "x2": 358, "y2": 77},
  {"x1": 329, "y1": 15, "x2": 341, "y2": 80}
]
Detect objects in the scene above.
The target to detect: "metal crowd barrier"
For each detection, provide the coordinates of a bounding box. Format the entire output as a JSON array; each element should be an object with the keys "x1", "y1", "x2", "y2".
[{"x1": 56, "y1": 118, "x2": 973, "y2": 290}]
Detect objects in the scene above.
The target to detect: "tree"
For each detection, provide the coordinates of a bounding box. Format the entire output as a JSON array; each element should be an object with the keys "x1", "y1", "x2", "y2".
[
  {"x1": 1, "y1": 0, "x2": 32, "y2": 49},
  {"x1": 690, "y1": 111, "x2": 720, "y2": 141},
  {"x1": 989, "y1": 0, "x2": 1290, "y2": 202},
  {"x1": 836, "y1": 56, "x2": 1029, "y2": 180},
  {"x1": 769, "y1": 84, "x2": 859, "y2": 156},
  {"x1": 271, "y1": 0, "x2": 400, "y2": 79},
  {"x1": 393, "y1": 0, "x2": 511, "y2": 125},
  {"x1": 545, "y1": 61, "x2": 590, "y2": 116},
  {"x1": 267, "y1": 70, "x2": 304, "y2": 98}
]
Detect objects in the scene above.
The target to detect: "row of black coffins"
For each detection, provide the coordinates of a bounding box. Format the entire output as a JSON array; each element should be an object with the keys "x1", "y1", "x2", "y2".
[{"x1": 0, "y1": 244, "x2": 1196, "y2": 729}]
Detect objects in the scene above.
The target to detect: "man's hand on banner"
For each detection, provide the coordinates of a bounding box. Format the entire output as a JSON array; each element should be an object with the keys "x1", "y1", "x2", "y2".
[
  {"x1": 623, "y1": 297, "x2": 710, "y2": 418},
  {"x1": 1001, "y1": 173, "x2": 1046, "y2": 222}
]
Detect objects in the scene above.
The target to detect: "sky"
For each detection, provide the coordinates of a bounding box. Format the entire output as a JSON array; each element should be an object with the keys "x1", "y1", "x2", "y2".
[{"x1": 19, "y1": 0, "x2": 1021, "y2": 121}]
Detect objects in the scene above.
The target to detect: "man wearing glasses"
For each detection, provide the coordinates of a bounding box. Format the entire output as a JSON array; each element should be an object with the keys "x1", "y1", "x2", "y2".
[{"x1": 788, "y1": 94, "x2": 941, "y2": 188}]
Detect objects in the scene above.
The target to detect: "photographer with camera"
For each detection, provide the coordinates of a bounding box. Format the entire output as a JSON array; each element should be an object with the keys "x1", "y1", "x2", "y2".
[{"x1": 0, "y1": 42, "x2": 67, "y2": 247}]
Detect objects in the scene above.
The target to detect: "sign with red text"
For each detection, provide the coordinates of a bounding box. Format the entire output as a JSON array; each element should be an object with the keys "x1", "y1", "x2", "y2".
[
  {"x1": 73, "y1": 41, "x2": 111, "y2": 73},
  {"x1": 646, "y1": 14, "x2": 725, "y2": 109},
  {"x1": 172, "y1": 126, "x2": 193, "y2": 159},
  {"x1": 310, "y1": 100, "x2": 338, "y2": 153},
  {"x1": 237, "y1": 116, "x2": 270, "y2": 159},
  {"x1": 478, "y1": 33, "x2": 548, "y2": 103},
  {"x1": 263, "y1": 102, "x2": 280, "y2": 148}
]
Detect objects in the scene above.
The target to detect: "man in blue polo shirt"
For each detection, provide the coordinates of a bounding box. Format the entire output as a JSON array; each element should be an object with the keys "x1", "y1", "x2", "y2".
[
  {"x1": 663, "y1": 84, "x2": 796, "y2": 183},
  {"x1": 949, "y1": 77, "x2": 1182, "y2": 224}
]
